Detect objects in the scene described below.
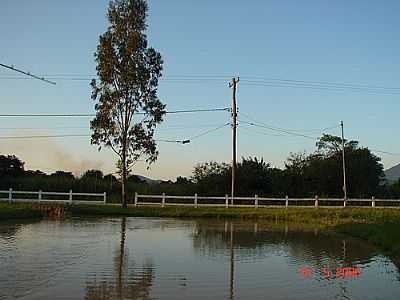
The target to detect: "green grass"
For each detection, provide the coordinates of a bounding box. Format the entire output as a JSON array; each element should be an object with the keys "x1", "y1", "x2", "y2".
[
  {"x1": 2, "y1": 202, "x2": 400, "y2": 223},
  {"x1": 336, "y1": 222, "x2": 400, "y2": 256},
  {"x1": 68, "y1": 204, "x2": 400, "y2": 224},
  {"x1": 0, "y1": 203, "x2": 43, "y2": 220}
]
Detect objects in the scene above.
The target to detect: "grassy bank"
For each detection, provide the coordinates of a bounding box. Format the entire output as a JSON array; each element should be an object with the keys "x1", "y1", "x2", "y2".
[
  {"x1": 336, "y1": 222, "x2": 400, "y2": 256},
  {"x1": 0, "y1": 203, "x2": 43, "y2": 220},
  {"x1": 68, "y1": 204, "x2": 400, "y2": 224},
  {"x1": 2, "y1": 203, "x2": 400, "y2": 223}
]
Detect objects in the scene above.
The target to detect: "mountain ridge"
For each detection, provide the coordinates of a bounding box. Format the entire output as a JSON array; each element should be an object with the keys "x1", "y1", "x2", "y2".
[{"x1": 385, "y1": 163, "x2": 400, "y2": 183}]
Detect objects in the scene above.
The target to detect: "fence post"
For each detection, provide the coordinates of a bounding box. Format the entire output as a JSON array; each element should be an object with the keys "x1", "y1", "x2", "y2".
[
  {"x1": 162, "y1": 193, "x2": 165, "y2": 208},
  {"x1": 9, "y1": 188, "x2": 12, "y2": 203},
  {"x1": 285, "y1": 195, "x2": 289, "y2": 208},
  {"x1": 134, "y1": 192, "x2": 138, "y2": 207},
  {"x1": 255, "y1": 194, "x2": 258, "y2": 208},
  {"x1": 103, "y1": 192, "x2": 107, "y2": 204},
  {"x1": 372, "y1": 196, "x2": 375, "y2": 208},
  {"x1": 38, "y1": 190, "x2": 42, "y2": 202},
  {"x1": 69, "y1": 190, "x2": 73, "y2": 204},
  {"x1": 225, "y1": 194, "x2": 229, "y2": 208},
  {"x1": 314, "y1": 195, "x2": 319, "y2": 208},
  {"x1": 194, "y1": 193, "x2": 198, "y2": 208},
  {"x1": 343, "y1": 198, "x2": 346, "y2": 208}
]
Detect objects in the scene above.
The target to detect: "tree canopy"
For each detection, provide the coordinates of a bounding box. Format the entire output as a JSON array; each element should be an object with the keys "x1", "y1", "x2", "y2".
[
  {"x1": 0, "y1": 155, "x2": 24, "y2": 177},
  {"x1": 90, "y1": 0, "x2": 165, "y2": 207}
]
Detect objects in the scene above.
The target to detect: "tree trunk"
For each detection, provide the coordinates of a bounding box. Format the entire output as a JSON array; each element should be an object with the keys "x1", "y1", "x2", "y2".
[{"x1": 121, "y1": 145, "x2": 127, "y2": 208}]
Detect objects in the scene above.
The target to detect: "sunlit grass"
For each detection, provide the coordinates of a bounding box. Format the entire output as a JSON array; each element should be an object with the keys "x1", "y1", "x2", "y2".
[{"x1": 68, "y1": 205, "x2": 400, "y2": 224}]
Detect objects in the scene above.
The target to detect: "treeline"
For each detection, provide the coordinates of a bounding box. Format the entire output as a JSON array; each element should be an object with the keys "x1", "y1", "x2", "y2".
[{"x1": 1, "y1": 135, "x2": 400, "y2": 200}]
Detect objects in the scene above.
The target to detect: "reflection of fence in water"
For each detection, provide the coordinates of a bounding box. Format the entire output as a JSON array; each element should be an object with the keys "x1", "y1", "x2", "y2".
[{"x1": 134, "y1": 193, "x2": 400, "y2": 208}]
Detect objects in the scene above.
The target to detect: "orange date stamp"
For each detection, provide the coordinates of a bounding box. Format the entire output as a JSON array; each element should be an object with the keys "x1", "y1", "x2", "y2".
[{"x1": 300, "y1": 266, "x2": 361, "y2": 279}]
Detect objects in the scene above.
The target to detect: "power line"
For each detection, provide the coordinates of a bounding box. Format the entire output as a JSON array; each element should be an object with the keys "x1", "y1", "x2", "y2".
[
  {"x1": 0, "y1": 114, "x2": 95, "y2": 118},
  {"x1": 241, "y1": 76, "x2": 400, "y2": 91},
  {"x1": 0, "y1": 74, "x2": 231, "y2": 79},
  {"x1": 0, "y1": 63, "x2": 56, "y2": 85},
  {"x1": 239, "y1": 119, "x2": 318, "y2": 140},
  {"x1": 321, "y1": 124, "x2": 341, "y2": 132},
  {"x1": 0, "y1": 122, "x2": 230, "y2": 144},
  {"x1": 238, "y1": 111, "x2": 333, "y2": 138},
  {"x1": 0, "y1": 134, "x2": 89, "y2": 139},
  {"x1": 238, "y1": 126, "x2": 287, "y2": 137},
  {"x1": 0, "y1": 134, "x2": 188, "y2": 143},
  {"x1": 0, "y1": 107, "x2": 230, "y2": 118},
  {"x1": 240, "y1": 81, "x2": 400, "y2": 96},
  {"x1": 240, "y1": 121, "x2": 400, "y2": 157},
  {"x1": 2, "y1": 73, "x2": 400, "y2": 94},
  {"x1": 239, "y1": 112, "x2": 400, "y2": 157},
  {"x1": 189, "y1": 122, "x2": 230, "y2": 141},
  {"x1": 0, "y1": 123, "x2": 227, "y2": 131},
  {"x1": 155, "y1": 138, "x2": 190, "y2": 144},
  {"x1": 165, "y1": 108, "x2": 230, "y2": 114},
  {"x1": 2, "y1": 73, "x2": 399, "y2": 90},
  {"x1": 0, "y1": 126, "x2": 89, "y2": 130},
  {"x1": 157, "y1": 123, "x2": 230, "y2": 130}
]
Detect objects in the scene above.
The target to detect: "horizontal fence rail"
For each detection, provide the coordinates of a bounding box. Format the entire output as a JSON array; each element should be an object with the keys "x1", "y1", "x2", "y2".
[
  {"x1": 2, "y1": 189, "x2": 400, "y2": 209},
  {"x1": 0, "y1": 189, "x2": 106, "y2": 204},
  {"x1": 134, "y1": 193, "x2": 400, "y2": 209}
]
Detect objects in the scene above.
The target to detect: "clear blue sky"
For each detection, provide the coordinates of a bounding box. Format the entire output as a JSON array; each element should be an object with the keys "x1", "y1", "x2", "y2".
[{"x1": 0, "y1": 0, "x2": 399, "y2": 180}]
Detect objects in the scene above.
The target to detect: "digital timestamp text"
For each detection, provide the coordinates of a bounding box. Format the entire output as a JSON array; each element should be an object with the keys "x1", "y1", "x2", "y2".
[{"x1": 300, "y1": 266, "x2": 362, "y2": 279}]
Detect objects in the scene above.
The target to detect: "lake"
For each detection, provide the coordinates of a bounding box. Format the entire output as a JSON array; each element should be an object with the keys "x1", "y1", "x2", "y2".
[{"x1": 1, "y1": 217, "x2": 399, "y2": 300}]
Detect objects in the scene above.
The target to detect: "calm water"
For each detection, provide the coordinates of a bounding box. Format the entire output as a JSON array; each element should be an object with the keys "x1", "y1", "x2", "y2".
[{"x1": 1, "y1": 218, "x2": 400, "y2": 300}]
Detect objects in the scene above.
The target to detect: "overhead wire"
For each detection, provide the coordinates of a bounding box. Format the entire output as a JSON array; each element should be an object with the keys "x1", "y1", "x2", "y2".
[
  {"x1": 188, "y1": 122, "x2": 230, "y2": 141},
  {"x1": 0, "y1": 134, "x2": 89, "y2": 139},
  {"x1": 240, "y1": 76, "x2": 400, "y2": 91},
  {"x1": 239, "y1": 119, "x2": 318, "y2": 140},
  {"x1": 0, "y1": 134, "x2": 191, "y2": 144},
  {"x1": 239, "y1": 112, "x2": 400, "y2": 156},
  {"x1": 238, "y1": 111, "x2": 336, "y2": 138},
  {"x1": 0, "y1": 63, "x2": 56, "y2": 85},
  {"x1": 238, "y1": 125, "x2": 287, "y2": 137},
  {"x1": 2, "y1": 73, "x2": 400, "y2": 94},
  {"x1": 1, "y1": 72, "x2": 398, "y2": 155},
  {"x1": 1, "y1": 73, "x2": 399, "y2": 90},
  {"x1": 0, "y1": 107, "x2": 230, "y2": 118},
  {"x1": 0, "y1": 123, "x2": 227, "y2": 131},
  {"x1": 0, "y1": 121, "x2": 231, "y2": 143},
  {"x1": 240, "y1": 81, "x2": 400, "y2": 95}
]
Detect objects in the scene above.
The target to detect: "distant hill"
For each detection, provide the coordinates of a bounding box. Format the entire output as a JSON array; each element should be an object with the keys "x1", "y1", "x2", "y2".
[
  {"x1": 136, "y1": 175, "x2": 162, "y2": 185},
  {"x1": 385, "y1": 163, "x2": 400, "y2": 184}
]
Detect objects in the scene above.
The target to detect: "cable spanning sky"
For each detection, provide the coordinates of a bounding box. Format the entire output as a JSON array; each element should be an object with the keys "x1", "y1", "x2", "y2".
[{"x1": 1, "y1": 0, "x2": 399, "y2": 179}]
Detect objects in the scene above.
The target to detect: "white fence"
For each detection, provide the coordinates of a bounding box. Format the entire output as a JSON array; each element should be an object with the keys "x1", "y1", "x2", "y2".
[
  {"x1": 134, "y1": 193, "x2": 400, "y2": 208},
  {"x1": 2, "y1": 189, "x2": 399, "y2": 208},
  {"x1": 0, "y1": 189, "x2": 106, "y2": 205}
]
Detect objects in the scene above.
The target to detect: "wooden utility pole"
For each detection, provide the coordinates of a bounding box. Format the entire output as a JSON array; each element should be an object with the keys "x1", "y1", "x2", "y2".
[
  {"x1": 341, "y1": 121, "x2": 348, "y2": 204},
  {"x1": 229, "y1": 77, "x2": 239, "y2": 205},
  {"x1": 229, "y1": 222, "x2": 235, "y2": 300}
]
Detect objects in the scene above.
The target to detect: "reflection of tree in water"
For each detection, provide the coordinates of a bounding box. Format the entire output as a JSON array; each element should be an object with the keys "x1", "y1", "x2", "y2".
[{"x1": 85, "y1": 218, "x2": 155, "y2": 300}]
